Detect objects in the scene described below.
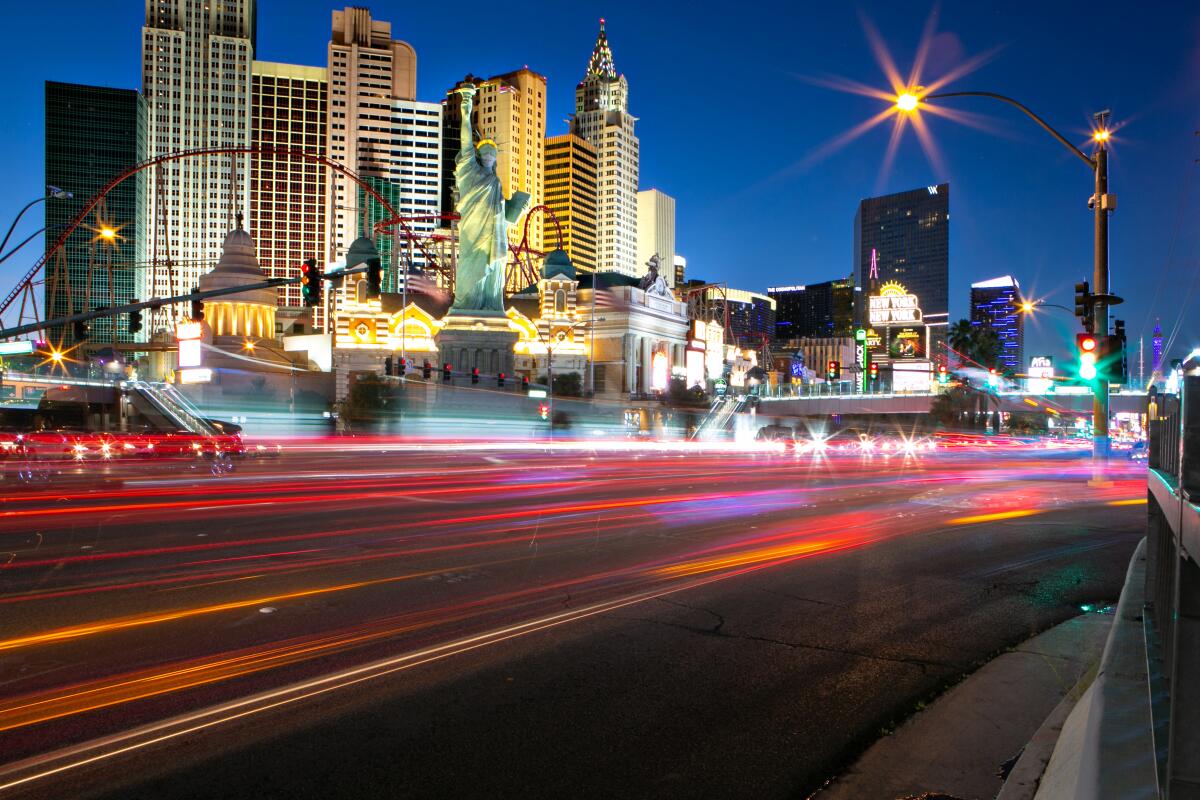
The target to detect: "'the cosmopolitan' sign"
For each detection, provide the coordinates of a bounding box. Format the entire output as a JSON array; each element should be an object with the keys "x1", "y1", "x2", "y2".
[{"x1": 868, "y1": 281, "x2": 923, "y2": 326}]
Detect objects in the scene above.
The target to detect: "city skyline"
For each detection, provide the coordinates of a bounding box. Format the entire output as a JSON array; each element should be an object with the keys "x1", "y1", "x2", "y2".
[{"x1": 1, "y1": 1, "x2": 1197, "y2": 366}]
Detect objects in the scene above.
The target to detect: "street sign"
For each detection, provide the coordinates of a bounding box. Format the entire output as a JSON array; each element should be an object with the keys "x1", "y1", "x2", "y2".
[{"x1": 714, "y1": 378, "x2": 728, "y2": 396}]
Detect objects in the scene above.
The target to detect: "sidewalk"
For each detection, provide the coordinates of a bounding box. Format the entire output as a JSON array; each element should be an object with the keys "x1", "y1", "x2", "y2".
[{"x1": 816, "y1": 609, "x2": 1114, "y2": 800}]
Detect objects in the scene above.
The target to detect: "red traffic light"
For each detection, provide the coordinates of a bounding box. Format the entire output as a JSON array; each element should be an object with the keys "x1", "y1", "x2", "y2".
[{"x1": 1078, "y1": 335, "x2": 1098, "y2": 352}]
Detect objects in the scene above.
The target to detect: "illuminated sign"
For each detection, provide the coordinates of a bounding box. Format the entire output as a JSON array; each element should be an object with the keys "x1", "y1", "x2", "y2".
[
  {"x1": 178, "y1": 340, "x2": 202, "y2": 368},
  {"x1": 890, "y1": 327, "x2": 924, "y2": 359},
  {"x1": 651, "y1": 351, "x2": 669, "y2": 392},
  {"x1": 686, "y1": 349, "x2": 705, "y2": 387},
  {"x1": 178, "y1": 367, "x2": 212, "y2": 384},
  {"x1": 766, "y1": 285, "x2": 806, "y2": 292},
  {"x1": 1028, "y1": 355, "x2": 1055, "y2": 394},
  {"x1": 176, "y1": 320, "x2": 202, "y2": 341},
  {"x1": 704, "y1": 322, "x2": 724, "y2": 380},
  {"x1": 0, "y1": 341, "x2": 34, "y2": 355},
  {"x1": 892, "y1": 360, "x2": 932, "y2": 393},
  {"x1": 927, "y1": 185, "x2": 939, "y2": 195},
  {"x1": 176, "y1": 320, "x2": 203, "y2": 368},
  {"x1": 869, "y1": 282, "x2": 923, "y2": 326}
]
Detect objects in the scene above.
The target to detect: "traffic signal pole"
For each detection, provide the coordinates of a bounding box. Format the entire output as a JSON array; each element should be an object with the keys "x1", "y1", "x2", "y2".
[{"x1": 0, "y1": 263, "x2": 368, "y2": 340}]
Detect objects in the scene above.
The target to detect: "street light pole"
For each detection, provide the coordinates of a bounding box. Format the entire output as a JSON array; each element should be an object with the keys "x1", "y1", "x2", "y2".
[{"x1": 904, "y1": 90, "x2": 1113, "y2": 461}]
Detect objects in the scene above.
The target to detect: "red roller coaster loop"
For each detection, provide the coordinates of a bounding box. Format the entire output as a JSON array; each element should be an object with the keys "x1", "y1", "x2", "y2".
[
  {"x1": 0, "y1": 146, "x2": 443, "y2": 329},
  {"x1": 505, "y1": 204, "x2": 563, "y2": 294}
]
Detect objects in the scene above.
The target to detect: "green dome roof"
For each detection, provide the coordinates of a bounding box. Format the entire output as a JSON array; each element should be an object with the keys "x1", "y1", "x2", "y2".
[{"x1": 542, "y1": 248, "x2": 575, "y2": 280}]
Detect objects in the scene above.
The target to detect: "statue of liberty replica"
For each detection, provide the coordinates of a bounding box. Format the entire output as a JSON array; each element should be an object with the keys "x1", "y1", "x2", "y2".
[{"x1": 450, "y1": 84, "x2": 530, "y2": 313}]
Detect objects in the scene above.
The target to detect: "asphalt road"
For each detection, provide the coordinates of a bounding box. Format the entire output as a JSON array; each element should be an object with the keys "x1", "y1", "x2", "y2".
[{"x1": 0, "y1": 439, "x2": 1146, "y2": 799}]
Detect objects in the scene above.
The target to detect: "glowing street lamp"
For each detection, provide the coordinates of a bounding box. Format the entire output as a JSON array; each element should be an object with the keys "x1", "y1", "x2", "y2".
[
  {"x1": 1014, "y1": 298, "x2": 1073, "y2": 316},
  {"x1": 894, "y1": 91, "x2": 919, "y2": 112}
]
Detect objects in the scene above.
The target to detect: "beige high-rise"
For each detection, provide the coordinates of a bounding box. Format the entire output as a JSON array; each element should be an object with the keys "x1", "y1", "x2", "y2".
[
  {"x1": 249, "y1": 61, "x2": 327, "y2": 310},
  {"x1": 141, "y1": 0, "x2": 254, "y2": 328},
  {"x1": 327, "y1": 7, "x2": 413, "y2": 257},
  {"x1": 543, "y1": 133, "x2": 598, "y2": 274},
  {"x1": 636, "y1": 188, "x2": 675, "y2": 287}
]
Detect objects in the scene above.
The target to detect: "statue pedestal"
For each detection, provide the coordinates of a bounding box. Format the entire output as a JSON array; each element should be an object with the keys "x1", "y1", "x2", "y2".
[{"x1": 437, "y1": 312, "x2": 518, "y2": 378}]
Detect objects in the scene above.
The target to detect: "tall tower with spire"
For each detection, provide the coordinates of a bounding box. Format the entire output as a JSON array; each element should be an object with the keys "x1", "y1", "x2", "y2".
[
  {"x1": 570, "y1": 20, "x2": 640, "y2": 277},
  {"x1": 1152, "y1": 321, "x2": 1164, "y2": 375}
]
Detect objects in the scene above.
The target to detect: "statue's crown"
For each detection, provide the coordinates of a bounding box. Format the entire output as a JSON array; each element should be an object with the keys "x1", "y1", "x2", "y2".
[{"x1": 475, "y1": 138, "x2": 498, "y2": 150}]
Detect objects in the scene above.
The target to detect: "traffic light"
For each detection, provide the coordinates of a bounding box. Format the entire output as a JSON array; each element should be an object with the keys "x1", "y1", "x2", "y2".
[
  {"x1": 192, "y1": 299, "x2": 205, "y2": 321},
  {"x1": 868, "y1": 362, "x2": 879, "y2": 382},
  {"x1": 538, "y1": 403, "x2": 550, "y2": 421},
  {"x1": 937, "y1": 364, "x2": 949, "y2": 384},
  {"x1": 300, "y1": 258, "x2": 322, "y2": 307},
  {"x1": 522, "y1": 375, "x2": 530, "y2": 391},
  {"x1": 1111, "y1": 320, "x2": 1128, "y2": 385},
  {"x1": 422, "y1": 360, "x2": 432, "y2": 379},
  {"x1": 442, "y1": 363, "x2": 452, "y2": 382},
  {"x1": 497, "y1": 372, "x2": 506, "y2": 387},
  {"x1": 1074, "y1": 281, "x2": 1094, "y2": 333},
  {"x1": 397, "y1": 357, "x2": 407, "y2": 377},
  {"x1": 128, "y1": 302, "x2": 142, "y2": 335},
  {"x1": 1077, "y1": 333, "x2": 1099, "y2": 381},
  {"x1": 827, "y1": 360, "x2": 841, "y2": 381},
  {"x1": 384, "y1": 356, "x2": 394, "y2": 376},
  {"x1": 73, "y1": 320, "x2": 89, "y2": 341},
  {"x1": 366, "y1": 257, "x2": 382, "y2": 298},
  {"x1": 471, "y1": 367, "x2": 479, "y2": 384}
]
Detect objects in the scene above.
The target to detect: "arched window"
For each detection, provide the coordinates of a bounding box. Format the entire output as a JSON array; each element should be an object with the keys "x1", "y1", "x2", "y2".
[
  {"x1": 554, "y1": 289, "x2": 566, "y2": 314},
  {"x1": 355, "y1": 279, "x2": 367, "y2": 305}
]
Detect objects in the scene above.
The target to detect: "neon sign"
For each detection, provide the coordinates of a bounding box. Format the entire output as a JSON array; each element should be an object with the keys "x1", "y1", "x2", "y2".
[{"x1": 868, "y1": 281, "x2": 922, "y2": 326}]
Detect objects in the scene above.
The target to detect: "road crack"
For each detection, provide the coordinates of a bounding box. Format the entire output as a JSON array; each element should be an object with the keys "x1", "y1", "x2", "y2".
[{"x1": 611, "y1": 600, "x2": 963, "y2": 673}]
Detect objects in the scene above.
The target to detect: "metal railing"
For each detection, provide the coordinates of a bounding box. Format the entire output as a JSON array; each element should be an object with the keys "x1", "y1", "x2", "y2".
[{"x1": 1145, "y1": 357, "x2": 1200, "y2": 797}]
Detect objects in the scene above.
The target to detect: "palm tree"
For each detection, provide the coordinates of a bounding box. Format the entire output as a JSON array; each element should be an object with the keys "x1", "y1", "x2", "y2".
[
  {"x1": 945, "y1": 319, "x2": 1004, "y2": 431},
  {"x1": 947, "y1": 319, "x2": 975, "y2": 366}
]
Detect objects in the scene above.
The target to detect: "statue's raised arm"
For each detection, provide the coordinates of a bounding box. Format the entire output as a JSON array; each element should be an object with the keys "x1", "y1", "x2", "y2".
[{"x1": 455, "y1": 85, "x2": 476, "y2": 158}]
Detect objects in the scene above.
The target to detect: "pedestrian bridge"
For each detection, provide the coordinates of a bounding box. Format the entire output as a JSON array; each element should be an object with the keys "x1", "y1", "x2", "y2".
[{"x1": 756, "y1": 389, "x2": 1148, "y2": 417}]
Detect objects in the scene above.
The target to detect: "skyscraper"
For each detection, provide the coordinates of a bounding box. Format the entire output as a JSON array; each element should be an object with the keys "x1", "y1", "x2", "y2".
[
  {"x1": 44, "y1": 82, "x2": 146, "y2": 345},
  {"x1": 327, "y1": 7, "x2": 441, "y2": 292},
  {"x1": 543, "y1": 133, "x2": 598, "y2": 273},
  {"x1": 969, "y1": 276, "x2": 1024, "y2": 372},
  {"x1": 249, "y1": 61, "x2": 327, "y2": 310},
  {"x1": 854, "y1": 184, "x2": 949, "y2": 344},
  {"x1": 571, "y1": 20, "x2": 639, "y2": 277},
  {"x1": 769, "y1": 278, "x2": 855, "y2": 340},
  {"x1": 141, "y1": 0, "x2": 254, "y2": 323},
  {"x1": 636, "y1": 189, "x2": 675, "y2": 287}
]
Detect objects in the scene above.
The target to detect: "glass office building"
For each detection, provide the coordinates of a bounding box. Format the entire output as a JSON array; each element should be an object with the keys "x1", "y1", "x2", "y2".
[
  {"x1": 44, "y1": 81, "x2": 146, "y2": 344},
  {"x1": 854, "y1": 184, "x2": 949, "y2": 349},
  {"x1": 769, "y1": 278, "x2": 855, "y2": 340}
]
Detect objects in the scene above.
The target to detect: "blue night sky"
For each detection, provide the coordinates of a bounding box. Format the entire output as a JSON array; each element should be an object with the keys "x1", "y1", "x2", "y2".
[{"x1": 1, "y1": 1, "x2": 1197, "y2": 369}]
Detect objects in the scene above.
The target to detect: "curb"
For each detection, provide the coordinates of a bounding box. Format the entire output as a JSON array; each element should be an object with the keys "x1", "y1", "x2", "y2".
[{"x1": 996, "y1": 656, "x2": 1101, "y2": 800}]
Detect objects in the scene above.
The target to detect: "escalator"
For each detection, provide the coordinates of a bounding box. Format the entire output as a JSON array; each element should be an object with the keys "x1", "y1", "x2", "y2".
[{"x1": 690, "y1": 395, "x2": 745, "y2": 440}]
